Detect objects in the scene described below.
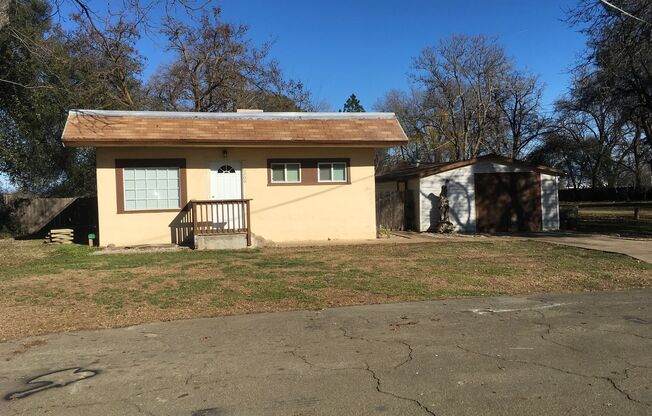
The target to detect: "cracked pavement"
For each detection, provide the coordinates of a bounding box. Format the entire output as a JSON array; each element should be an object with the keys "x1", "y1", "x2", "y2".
[{"x1": 1, "y1": 289, "x2": 651, "y2": 415}]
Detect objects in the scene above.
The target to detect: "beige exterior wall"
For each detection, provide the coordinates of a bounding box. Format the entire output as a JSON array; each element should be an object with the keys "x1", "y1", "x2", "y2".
[{"x1": 96, "y1": 147, "x2": 378, "y2": 246}]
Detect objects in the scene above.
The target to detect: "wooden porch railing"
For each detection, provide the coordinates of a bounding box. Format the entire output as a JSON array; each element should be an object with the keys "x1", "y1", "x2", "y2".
[{"x1": 190, "y1": 199, "x2": 252, "y2": 246}]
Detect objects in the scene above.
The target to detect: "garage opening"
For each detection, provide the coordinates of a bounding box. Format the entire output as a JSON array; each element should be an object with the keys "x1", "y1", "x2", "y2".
[{"x1": 474, "y1": 172, "x2": 542, "y2": 232}]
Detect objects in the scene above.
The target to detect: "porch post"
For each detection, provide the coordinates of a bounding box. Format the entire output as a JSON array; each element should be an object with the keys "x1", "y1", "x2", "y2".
[
  {"x1": 191, "y1": 201, "x2": 197, "y2": 244},
  {"x1": 246, "y1": 200, "x2": 252, "y2": 247}
]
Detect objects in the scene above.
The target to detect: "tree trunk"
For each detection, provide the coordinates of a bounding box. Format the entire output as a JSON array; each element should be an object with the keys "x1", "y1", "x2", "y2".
[{"x1": 632, "y1": 128, "x2": 643, "y2": 194}]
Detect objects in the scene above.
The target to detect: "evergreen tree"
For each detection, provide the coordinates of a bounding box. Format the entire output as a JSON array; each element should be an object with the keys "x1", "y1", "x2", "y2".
[{"x1": 341, "y1": 94, "x2": 365, "y2": 112}]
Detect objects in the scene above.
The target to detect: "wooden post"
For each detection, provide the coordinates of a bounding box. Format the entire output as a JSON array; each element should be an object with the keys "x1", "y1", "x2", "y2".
[
  {"x1": 234, "y1": 201, "x2": 237, "y2": 232},
  {"x1": 191, "y1": 201, "x2": 197, "y2": 241},
  {"x1": 246, "y1": 200, "x2": 252, "y2": 247}
]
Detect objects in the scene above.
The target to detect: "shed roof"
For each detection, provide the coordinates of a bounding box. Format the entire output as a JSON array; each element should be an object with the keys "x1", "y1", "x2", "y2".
[
  {"x1": 61, "y1": 110, "x2": 408, "y2": 147},
  {"x1": 376, "y1": 155, "x2": 563, "y2": 181}
]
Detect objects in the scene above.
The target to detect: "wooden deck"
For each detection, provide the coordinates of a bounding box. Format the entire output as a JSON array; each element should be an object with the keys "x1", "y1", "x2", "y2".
[{"x1": 171, "y1": 199, "x2": 252, "y2": 247}]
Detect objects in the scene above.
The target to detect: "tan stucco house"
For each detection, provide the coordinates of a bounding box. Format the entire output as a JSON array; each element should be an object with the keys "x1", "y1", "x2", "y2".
[{"x1": 61, "y1": 110, "x2": 408, "y2": 248}]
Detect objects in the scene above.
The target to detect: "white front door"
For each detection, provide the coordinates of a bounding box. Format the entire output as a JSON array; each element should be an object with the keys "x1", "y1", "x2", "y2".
[{"x1": 210, "y1": 161, "x2": 243, "y2": 229}]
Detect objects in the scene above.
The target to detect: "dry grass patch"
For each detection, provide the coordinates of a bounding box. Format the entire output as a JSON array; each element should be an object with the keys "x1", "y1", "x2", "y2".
[
  {"x1": 0, "y1": 239, "x2": 56, "y2": 267},
  {"x1": 0, "y1": 238, "x2": 650, "y2": 340}
]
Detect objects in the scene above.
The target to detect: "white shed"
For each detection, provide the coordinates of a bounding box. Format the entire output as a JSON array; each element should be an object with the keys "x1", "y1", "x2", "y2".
[{"x1": 376, "y1": 155, "x2": 562, "y2": 233}]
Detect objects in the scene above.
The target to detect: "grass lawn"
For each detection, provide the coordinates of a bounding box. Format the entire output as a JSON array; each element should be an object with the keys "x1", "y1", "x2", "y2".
[
  {"x1": 573, "y1": 202, "x2": 652, "y2": 236},
  {"x1": 0, "y1": 238, "x2": 650, "y2": 340}
]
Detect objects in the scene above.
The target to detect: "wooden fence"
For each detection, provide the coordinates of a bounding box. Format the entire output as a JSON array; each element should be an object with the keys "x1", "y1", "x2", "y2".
[
  {"x1": 376, "y1": 191, "x2": 406, "y2": 230},
  {"x1": 5, "y1": 196, "x2": 98, "y2": 244},
  {"x1": 559, "y1": 186, "x2": 651, "y2": 202}
]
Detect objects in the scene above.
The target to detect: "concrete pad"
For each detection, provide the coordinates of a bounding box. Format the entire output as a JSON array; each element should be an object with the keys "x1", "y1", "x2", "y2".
[
  {"x1": 524, "y1": 232, "x2": 652, "y2": 263},
  {"x1": 194, "y1": 234, "x2": 249, "y2": 250},
  {"x1": 1, "y1": 289, "x2": 651, "y2": 415}
]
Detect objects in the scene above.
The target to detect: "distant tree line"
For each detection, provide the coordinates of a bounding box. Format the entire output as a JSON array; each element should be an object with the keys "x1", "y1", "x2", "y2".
[{"x1": 374, "y1": 0, "x2": 651, "y2": 193}]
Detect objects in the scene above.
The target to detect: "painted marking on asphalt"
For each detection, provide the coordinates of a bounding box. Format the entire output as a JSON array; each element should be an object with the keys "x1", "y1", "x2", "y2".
[
  {"x1": 4, "y1": 367, "x2": 99, "y2": 400},
  {"x1": 468, "y1": 303, "x2": 572, "y2": 315}
]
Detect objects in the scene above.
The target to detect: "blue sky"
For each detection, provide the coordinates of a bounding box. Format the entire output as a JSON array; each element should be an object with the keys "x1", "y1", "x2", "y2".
[
  {"x1": 216, "y1": 0, "x2": 586, "y2": 111},
  {"x1": 60, "y1": 0, "x2": 586, "y2": 111}
]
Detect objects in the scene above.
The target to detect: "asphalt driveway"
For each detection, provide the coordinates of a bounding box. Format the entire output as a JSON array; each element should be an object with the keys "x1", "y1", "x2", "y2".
[{"x1": 1, "y1": 289, "x2": 651, "y2": 415}]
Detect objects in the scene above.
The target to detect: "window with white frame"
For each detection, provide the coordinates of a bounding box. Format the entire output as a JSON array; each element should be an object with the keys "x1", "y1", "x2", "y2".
[
  {"x1": 123, "y1": 167, "x2": 180, "y2": 210},
  {"x1": 318, "y1": 162, "x2": 347, "y2": 182},
  {"x1": 271, "y1": 163, "x2": 301, "y2": 183}
]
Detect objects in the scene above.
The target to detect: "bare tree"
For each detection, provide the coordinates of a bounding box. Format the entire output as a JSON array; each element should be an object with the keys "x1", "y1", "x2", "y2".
[
  {"x1": 149, "y1": 7, "x2": 311, "y2": 112},
  {"x1": 64, "y1": 12, "x2": 144, "y2": 109},
  {"x1": 377, "y1": 35, "x2": 549, "y2": 169},
  {"x1": 569, "y1": 0, "x2": 652, "y2": 148},
  {"x1": 374, "y1": 88, "x2": 453, "y2": 167},
  {"x1": 610, "y1": 123, "x2": 652, "y2": 189},
  {"x1": 554, "y1": 72, "x2": 628, "y2": 189},
  {"x1": 0, "y1": 0, "x2": 143, "y2": 195},
  {"x1": 412, "y1": 35, "x2": 511, "y2": 159},
  {"x1": 527, "y1": 1, "x2": 652, "y2": 191},
  {"x1": 495, "y1": 71, "x2": 548, "y2": 158},
  {"x1": 1, "y1": 0, "x2": 315, "y2": 195}
]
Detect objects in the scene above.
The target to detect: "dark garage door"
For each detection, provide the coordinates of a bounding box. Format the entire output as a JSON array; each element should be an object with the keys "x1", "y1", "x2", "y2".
[{"x1": 474, "y1": 172, "x2": 542, "y2": 233}]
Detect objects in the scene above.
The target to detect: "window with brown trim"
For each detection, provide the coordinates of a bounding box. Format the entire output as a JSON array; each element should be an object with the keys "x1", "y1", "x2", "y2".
[
  {"x1": 318, "y1": 162, "x2": 347, "y2": 183},
  {"x1": 270, "y1": 162, "x2": 301, "y2": 183},
  {"x1": 267, "y1": 158, "x2": 351, "y2": 186},
  {"x1": 115, "y1": 159, "x2": 187, "y2": 214}
]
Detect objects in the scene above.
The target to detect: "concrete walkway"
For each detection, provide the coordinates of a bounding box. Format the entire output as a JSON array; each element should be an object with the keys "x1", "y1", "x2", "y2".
[
  {"x1": 271, "y1": 231, "x2": 652, "y2": 264},
  {"x1": 523, "y1": 232, "x2": 652, "y2": 263},
  {"x1": 1, "y1": 289, "x2": 651, "y2": 415}
]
